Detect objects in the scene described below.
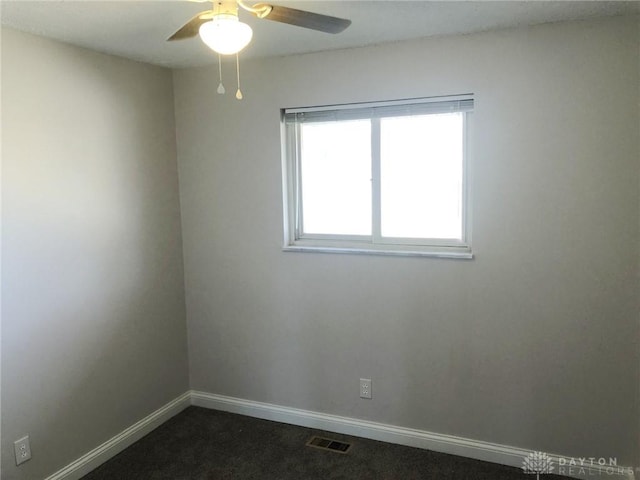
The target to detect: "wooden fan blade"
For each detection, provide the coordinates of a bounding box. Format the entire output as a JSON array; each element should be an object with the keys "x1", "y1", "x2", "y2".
[
  {"x1": 167, "y1": 10, "x2": 215, "y2": 41},
  {"x1": 254, "y1": 3, "x2": 351, "y2": 34}
]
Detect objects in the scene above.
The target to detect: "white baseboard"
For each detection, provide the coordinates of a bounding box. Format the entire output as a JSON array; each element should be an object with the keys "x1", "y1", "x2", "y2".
[
  {"x1": 191, "y1": 390, "x2": 636, "y2": 480},
  {"x1": 44, "y1": 391, "x2": 191, "y2": 480},
  {"x1": 45, "y1": 389, "x2": 636, "y2": 480}
]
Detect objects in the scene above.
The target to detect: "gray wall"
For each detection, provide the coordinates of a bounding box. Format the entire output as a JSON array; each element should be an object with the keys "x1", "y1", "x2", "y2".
[
  {"x1": 1, "y1": 28, "x2": 189, "y2": 479},
  {"x1": 174, "y1": 16, "x2": 639, "y2": 465}
]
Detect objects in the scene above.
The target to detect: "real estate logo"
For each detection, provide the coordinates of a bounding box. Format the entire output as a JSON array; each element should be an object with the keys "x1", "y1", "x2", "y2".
[{"x1": 522, "y1": 451, "x2": 555, "y2": 479}]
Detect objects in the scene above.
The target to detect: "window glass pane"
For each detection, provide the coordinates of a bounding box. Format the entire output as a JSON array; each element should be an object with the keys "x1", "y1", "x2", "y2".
[
  {"x1": 300, "y1": 120, "x2": 371, "y2": 235},
  {"x1": 380, "y1": 113, "x2": 463, "y2": 239}
]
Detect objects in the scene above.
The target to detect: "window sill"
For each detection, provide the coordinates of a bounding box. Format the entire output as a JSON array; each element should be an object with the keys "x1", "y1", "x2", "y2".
[{"x1": 282, "y1": 243, "x2": 473, "y2": 259}]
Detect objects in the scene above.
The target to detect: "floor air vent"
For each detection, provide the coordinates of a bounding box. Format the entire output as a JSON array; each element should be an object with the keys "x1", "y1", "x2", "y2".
[{"x1": 306, "y1": 436, "x2": 352, "y2": 454}]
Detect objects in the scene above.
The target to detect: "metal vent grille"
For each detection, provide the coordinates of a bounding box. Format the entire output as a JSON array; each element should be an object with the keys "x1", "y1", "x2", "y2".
[{"x1": 306, "y1": 436, "x2": 352, "y2": 454}]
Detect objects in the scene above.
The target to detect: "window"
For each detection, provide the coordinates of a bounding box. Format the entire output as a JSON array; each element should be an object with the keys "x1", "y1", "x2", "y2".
[{"x1": 281, "y1": 95, "x2": 473, "y2": 258}]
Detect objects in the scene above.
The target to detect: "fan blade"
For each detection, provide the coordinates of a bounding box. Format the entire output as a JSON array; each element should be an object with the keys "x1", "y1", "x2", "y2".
[
  {"x1": 254, "y1": 3, "x2": 351, "y2": 34},
  {"x1": 167, "y1": 10, "x2": 215, "y2": 41}
]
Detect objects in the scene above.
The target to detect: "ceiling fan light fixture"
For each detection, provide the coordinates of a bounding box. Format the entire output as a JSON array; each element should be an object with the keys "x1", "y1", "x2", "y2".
[{"x1": 199, "y1": 13, "x2": 253, "y2": 55}]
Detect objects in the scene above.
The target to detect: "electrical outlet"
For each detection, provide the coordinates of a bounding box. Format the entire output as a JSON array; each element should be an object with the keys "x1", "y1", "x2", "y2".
[
  {"x1": 360, "y1": 378, "x2": 372, "y2": 399},
  {"x1": 14, "y1": 435, "x2": 32, "y2": 466}
]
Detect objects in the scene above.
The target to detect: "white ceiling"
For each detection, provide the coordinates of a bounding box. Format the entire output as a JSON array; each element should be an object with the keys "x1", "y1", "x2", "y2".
[{"x1": 1, "y1": 1, "x2": 638, "y2": 68}]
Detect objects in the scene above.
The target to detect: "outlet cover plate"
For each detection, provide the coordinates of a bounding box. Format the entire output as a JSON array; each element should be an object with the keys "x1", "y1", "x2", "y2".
[
  {"x1": 360, "y1": 378, "x2": 372, "y2": 399},
  {"x1": 14, "y1": 435, "x2": 32, "y2": 465}
]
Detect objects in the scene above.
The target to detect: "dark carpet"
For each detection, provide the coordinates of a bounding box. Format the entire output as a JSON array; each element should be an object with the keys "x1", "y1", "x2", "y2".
[{"x1": 81, "y1": 406, "x2": 571, "y2": 479}]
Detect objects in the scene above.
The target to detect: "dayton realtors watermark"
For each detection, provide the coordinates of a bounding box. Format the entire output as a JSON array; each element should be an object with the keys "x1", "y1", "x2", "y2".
[{"x1": 522, "y1": 452, "x2": 634, "y2": 477}]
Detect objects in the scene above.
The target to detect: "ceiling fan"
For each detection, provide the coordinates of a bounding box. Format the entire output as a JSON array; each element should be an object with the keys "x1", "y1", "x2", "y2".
[
  {"x1": 168, "y1": 1, "x2": 351, "y2": 99},
  {"x1": 168, "y1": 0, "x2": 352, "y2": 54}
]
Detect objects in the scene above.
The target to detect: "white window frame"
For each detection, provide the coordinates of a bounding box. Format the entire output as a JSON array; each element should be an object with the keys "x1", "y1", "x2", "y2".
[{"x1": 281, "y1": 94, "x2": 474, "y2": 259}]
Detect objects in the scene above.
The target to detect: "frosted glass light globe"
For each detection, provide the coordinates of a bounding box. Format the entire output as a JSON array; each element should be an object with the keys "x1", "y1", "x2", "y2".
[{"x1": 199, "y1": 14, "x2": 253, "y2": 55}]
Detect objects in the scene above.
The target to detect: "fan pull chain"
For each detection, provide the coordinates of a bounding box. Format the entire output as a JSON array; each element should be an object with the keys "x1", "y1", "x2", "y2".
[
  {"x1": 216, "y1": 53, "x2": 225, "y2": 94},
  {"x1": 235, "y1": 53, "x2": 243, "y2": 100}
]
